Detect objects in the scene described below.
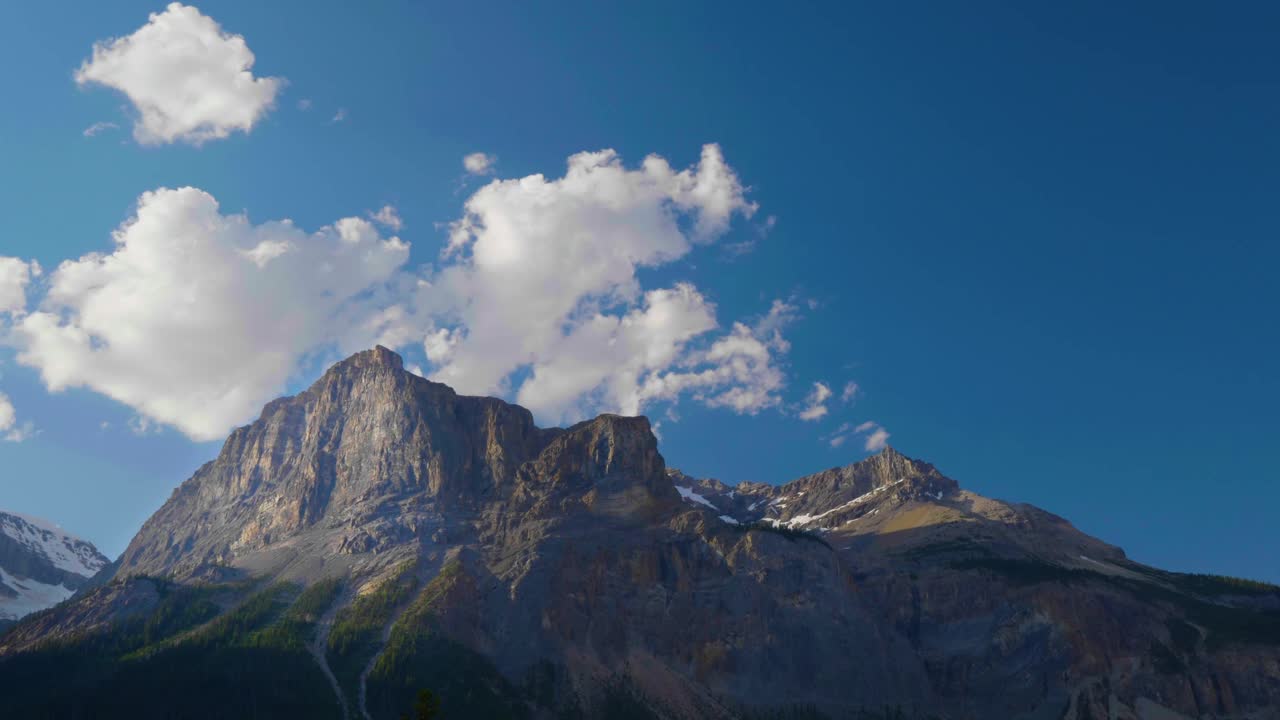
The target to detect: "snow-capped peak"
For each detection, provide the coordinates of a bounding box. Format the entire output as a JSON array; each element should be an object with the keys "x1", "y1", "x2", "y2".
[{"x1": 0, "y1": 511, "x2": 108, "y2": 578}]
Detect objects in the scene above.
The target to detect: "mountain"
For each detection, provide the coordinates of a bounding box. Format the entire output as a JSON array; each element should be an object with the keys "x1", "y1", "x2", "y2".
[
  {"x1": 1, "y1": 346, "x2": 1277, "y2": 719},
  {"x1": 0, "y1": 511, "x2": 109, "y2": 626}
]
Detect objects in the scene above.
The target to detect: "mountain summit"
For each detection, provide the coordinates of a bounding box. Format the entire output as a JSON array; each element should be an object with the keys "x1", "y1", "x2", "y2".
[
  {"x1": 1, "y1": 348, "x2": 1278, "y2": 720},
  {"x1": 114, "y1": 344, "x2": 670, "y2": 583}
]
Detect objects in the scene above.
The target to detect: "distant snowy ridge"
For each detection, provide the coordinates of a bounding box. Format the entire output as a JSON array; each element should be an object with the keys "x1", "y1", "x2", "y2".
[
  {"x1": 771, "y1": 478, "x2": 909, "y2": 529},
  {"x1": 0, "y1": 511, "x2": 109, "y2": 621},
  {"x1": 666, "y1": 450, "x2": 959, "y2": 534},
  {"x1": 0, "y1": 512, "x2": 107, "y2": 578}
]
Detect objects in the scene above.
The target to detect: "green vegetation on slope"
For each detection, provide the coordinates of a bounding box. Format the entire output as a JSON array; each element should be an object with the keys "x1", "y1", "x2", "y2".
[
  {"x1": 124, "y1": 581, "x2": 292, "y2": 659},
  {"x1": 248, "y1": 577, "x2": 342, "y2": 652},
  {"x1": 0, "y1": 578, "x2": 345, "y2": 719},
  {"x1": 366, "y1": 561, "x2": 530, "y2": 720},
  {"x1": 1170, "y1": 572, "x2": 1280, "y2": 597},
  {"x1": 739, "y1": 522, "x2": 832, "y2": 548},
  {"x1": 327, "y1": 560, "x2": 420, "y2": 714}
]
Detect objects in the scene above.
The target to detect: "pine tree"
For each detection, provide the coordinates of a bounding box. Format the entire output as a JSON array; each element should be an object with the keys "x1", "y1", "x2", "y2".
[{"x1": 414, "y1": 689, "x2": 441, "y2": 719}]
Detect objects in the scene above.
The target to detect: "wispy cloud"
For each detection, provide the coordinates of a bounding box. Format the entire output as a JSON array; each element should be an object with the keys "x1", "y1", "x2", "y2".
[
  {"x1": 825, "y1": 419, "x2": 890, "y2": 451},
  {"x1": 128, "y1": 415, "x2": 162, "y2": 436},
  {"x1": 82, "y1": 121, "x2": 120, "y2": 138},
  {"x1": 463, "y1": 152, "x2": 496, "y2": 175},
  {"x1": 798, "y1": 381, "x2": 832, "y2": 421},
  {"x1": 720, "y1": 214, "x2": 776, "y2": 260},
  {"x1": 369, "y1": 205, "x2": 403, "y2": 231},
  {"x1": 863, "y1": 426, "x2": 890, "y2": 451}
]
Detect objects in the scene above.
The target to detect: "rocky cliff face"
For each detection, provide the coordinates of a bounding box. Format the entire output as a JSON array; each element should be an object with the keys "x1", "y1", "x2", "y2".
[
  {"x1": 115, "y1": 346, "x2": 559, "y2": 582},
  {"x1": 2, "y1": 347, "x2": 1278, "y2": 720},
  {"x1": 0, "y1": 512, "x2": 109, "y2": 622}
]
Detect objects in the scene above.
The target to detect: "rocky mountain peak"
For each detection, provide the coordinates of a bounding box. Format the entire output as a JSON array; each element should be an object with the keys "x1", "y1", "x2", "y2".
[
  {"x1": 771, "y1": 446, "x2": 951, "y2": 498},
  {"x1": 338, "y1": 344, "x2": 405, "y2": 371},
  {"x1": 862, "y1": 444, "x2": 935, "y2": 481},
  {"x1": 566, "y1": 413, "x2": 659, "y2": 465},
  {"x1": 112, "y1": 348, "x2": 679, "y2": 581},
  {"x1": 664, "y1": 446, "x2": 960, "y2": 532}
]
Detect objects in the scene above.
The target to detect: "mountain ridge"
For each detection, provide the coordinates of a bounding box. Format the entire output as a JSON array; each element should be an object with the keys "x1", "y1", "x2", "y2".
[{"x1": 2, "y1": 346, "x2": 1278, "y2": 720}]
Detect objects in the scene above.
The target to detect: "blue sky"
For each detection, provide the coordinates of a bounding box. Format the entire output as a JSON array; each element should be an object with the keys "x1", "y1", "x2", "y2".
[{"x1": 0, "y1": 2, "x2": 1277, "y2": 582}]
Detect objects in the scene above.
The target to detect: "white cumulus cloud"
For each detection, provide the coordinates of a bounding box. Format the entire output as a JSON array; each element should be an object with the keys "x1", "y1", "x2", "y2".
[
  {"x1": 0, "y1": 392, "x2": 34, "y2": 443},
  {"x1": 631, "y1": 308, "x2": 792, "y2": 416},
  {"x1": 0, "y1": 257, "x2": 39, "y2": 316},
  {"x1": 16, "y1": 187, "x2": 409, "y2": 441},
  {"x1": 13, "y1": 144, "x2": 810, "y2": 439},
  {"x1": 514, "y1": 283, "x2": 717, "y2": 421},
  {"x1": 75, "y1": 3, "x2": 283, "y2": 145},
  {"x1": 798, "y1": 381, "x2": 832, "y2": 421},
  {"x1": 420, "y1": 143, "x2": 771, "y2": 423}
]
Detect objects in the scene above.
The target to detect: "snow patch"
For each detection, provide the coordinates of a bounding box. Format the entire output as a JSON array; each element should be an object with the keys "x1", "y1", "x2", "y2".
[
  {"x1": 675, "y1": 485, "x2": 717, "y2": 510},
  {"x1": 777, "y1": 478, "x2": 907, "y2": 529},
  {"x1": 719, "y1": 515, "x2": 740, "y2": 525},
  {"x1": 0, "y1": 567, "x2": 75, "y2": 621}
]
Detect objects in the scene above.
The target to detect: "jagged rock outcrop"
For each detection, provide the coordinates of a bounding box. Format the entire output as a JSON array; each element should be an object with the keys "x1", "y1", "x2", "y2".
[
  {"x1": 668, "y1": 448, "x2": 960, "y2": 529},
  {"x1": 3, "y1": 347, "x2": 1278, "y2": 720}
]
